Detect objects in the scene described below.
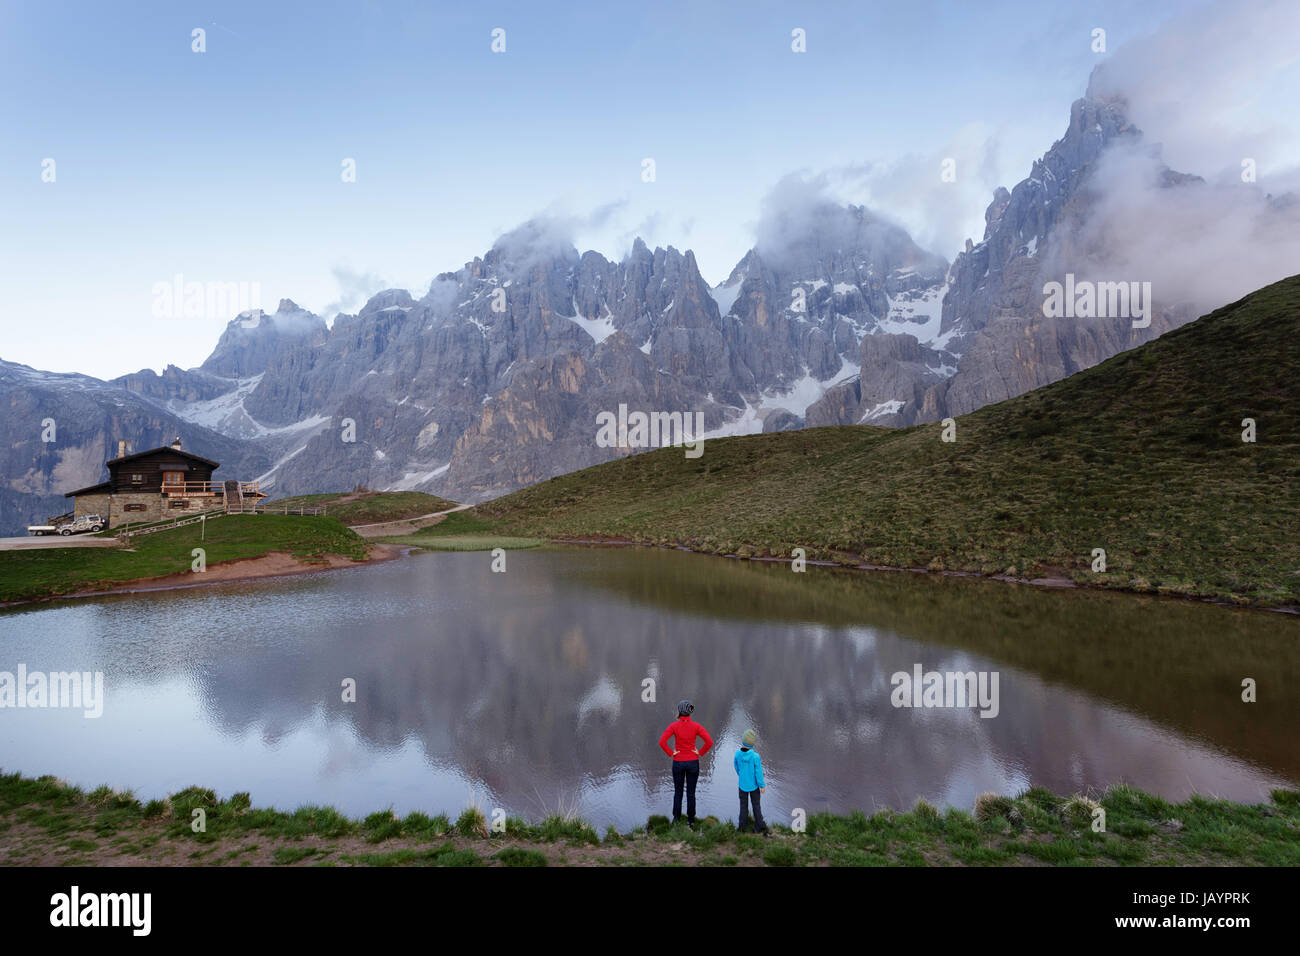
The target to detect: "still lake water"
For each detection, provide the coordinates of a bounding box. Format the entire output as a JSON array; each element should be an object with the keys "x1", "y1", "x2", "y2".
[{"x1": 1, "y1": 547, "x2": 1296, "y2": 829}]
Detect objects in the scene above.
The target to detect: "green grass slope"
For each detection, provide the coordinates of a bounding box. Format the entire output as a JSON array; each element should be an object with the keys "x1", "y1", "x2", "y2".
[
  {"x1": 0, "y1": 514, "x2": 368, "y2": 604},
  {"x1": 3, "y1": 772, "x2": 1298, "y2": 867},
  {"x1": 478, "y1": 275, "x2": 1300, "y2": 606},
  {"x1": 266, "y1": 490, "x2": 457, "y2": 524}
]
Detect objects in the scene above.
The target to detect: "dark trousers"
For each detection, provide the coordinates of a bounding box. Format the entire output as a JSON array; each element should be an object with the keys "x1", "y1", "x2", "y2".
[
  {"x1": 671, "y1": 759, "x2": 700, "y2": 822},
  {"x1": 738, "y1": 788, "x2": 766, "y2": 832}
]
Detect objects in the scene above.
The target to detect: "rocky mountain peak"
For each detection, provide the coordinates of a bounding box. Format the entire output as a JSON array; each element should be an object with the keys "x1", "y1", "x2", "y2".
[
  {"x1": 201, "y1": 302, "x2": 327, "y2": 378},
  {"x1": 627, "y1": 237, "x2": 653, "y2": 262},
  {"x1": 4, "y1": 76, "x2": 1257, "y2": 532},
  {"x1": 756, "y1": 201, "x2": 947, "y2": 285},
  {"x1": 486, "y1": 219, "x2": 581, "y2": 277},
  {"x1": 984, "y1": 187, "x2": 1012, "y2": 237},
  {"x1": 358, "y1": 289, "x2": 416, "y2": 316}
]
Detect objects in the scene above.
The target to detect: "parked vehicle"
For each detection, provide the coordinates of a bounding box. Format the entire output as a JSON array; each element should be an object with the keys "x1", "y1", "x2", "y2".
[
  {"x1": 57, "y1": 514, "x2": 104, "y2": 536},
  {"x1": 28, "y1": 511, "x2": 76, "y2": 535}
]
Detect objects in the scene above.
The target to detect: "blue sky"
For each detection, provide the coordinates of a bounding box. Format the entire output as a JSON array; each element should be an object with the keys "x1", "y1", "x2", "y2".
[{"x1": 0, "y1": 0, "x2": 1281, "y2": 378}]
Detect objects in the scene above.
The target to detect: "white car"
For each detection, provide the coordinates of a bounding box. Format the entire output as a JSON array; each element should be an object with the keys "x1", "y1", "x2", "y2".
[{"x1": 57, "y1": 515, "x2": 105, "y2": 536}]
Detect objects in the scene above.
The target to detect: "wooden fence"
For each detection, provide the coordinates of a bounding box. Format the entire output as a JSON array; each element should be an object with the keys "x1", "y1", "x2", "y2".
[
  {"x1": 117, "y1": 510, "x2": 226, "y2": 541},
  {"x1": 253, "y1": 503, "x2": 327, "y2": 516},
  {"x1": 115, "y1": 502, "x2": 326, "y2": 541}
]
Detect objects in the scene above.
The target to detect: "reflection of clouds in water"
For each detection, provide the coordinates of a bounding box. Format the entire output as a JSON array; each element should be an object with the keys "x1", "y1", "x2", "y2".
[
  {"x1": 854, "y1": 715, "x2": 884, "y2": 745},
  {"x1": 577, "y1": 674, "x2": 623, "y2": 726},
  {"x1": 845, "y1": 626, "x2": 878, "y2": 656},
  {"x1": 936, "y1": 752, "x2": 1031, "y2": 813},
  {"x1": 317, "y1": 718, "x2": 378, "y2": 779},
  {"x1": 714, "y1": 699, "x2": 759, "y2": 758},
  {"x1": 564, "y1": 766, "x2": 646, "y2": 824}
]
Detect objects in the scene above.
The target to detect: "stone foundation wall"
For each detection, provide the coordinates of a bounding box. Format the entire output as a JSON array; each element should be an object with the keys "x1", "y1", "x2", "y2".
[
  {"x1": 72, "y1": 493, "x2": 112, "y2": 521},
  {"x1": 108, "y1": 493, "x2": 168, "y2": 528}
]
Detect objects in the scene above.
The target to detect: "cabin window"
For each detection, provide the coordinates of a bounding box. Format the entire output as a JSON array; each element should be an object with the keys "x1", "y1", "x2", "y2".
[
  {"x1": 163, "y1": 471, "x2": 184, "y2": 485},
  {"x1": 169, "y1": 499, "x2": 189, "y2": 509},
  {"x1": 131, "y1": 473, "x2": 143, "y2": 484},
  {"x1": 123, "y1": 503, "x2": 147, "y2": 512}
]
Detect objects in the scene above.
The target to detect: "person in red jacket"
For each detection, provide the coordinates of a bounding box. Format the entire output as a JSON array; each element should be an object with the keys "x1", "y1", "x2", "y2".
[{"x1": 658, "y1": 700, "x2": 713, "y2": 826}]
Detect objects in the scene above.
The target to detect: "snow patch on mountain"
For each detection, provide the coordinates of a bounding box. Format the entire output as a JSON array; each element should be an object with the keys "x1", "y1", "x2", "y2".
[
  {"x1": 387, "y1": 463, "x2": 450, "y2": 491},
  {"x1": 757, "y1": 360, "x2": 856, "y2": 416},
  {"x1": 0, "y1": 360, "x2": 117, "y2": 391},
  {"x1": 861, "y1": 400, "x2": 904, "y2": 422},
  {"x1": 880, "y1": 282, "x2": 949, "y2": 349},
  {"x1": 566, "y1": 298, "x2": 618, "y2": 344},
  {"x1": 701, "y1": 400, "x2": 765, "y2": 440},
  {"x1": 253, "y1": 441, "x2": 311, "y2": 490},
  {"x1": 165, "y1": 375, "x2": 330, "y2": 440}
]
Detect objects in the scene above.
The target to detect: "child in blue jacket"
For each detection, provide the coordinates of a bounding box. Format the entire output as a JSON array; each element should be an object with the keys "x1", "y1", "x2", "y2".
[{"x1": 734, "y1": 728, "x2": 767, "y2": 834}]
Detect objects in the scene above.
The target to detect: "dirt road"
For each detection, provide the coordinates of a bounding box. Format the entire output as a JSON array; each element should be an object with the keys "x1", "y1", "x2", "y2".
[
  {"x1": 0, "y1": 535, "x2": 120, "y2": 551},
  {"x1": 347, "y1": 503, "x2": 473, "y2": 538}
]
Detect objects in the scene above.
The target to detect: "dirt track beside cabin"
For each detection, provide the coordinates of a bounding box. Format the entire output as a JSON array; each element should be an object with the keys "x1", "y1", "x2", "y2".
[{"x1": 0, "y1": 536, "x2": 121, "y2": 551}]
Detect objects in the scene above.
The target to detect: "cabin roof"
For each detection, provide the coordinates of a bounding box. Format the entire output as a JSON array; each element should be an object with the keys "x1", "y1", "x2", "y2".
[
  {"x1": 64, "y1": 481, "x2": 112, "y2": 499},
  {"x1": 106, "y1": 446, "x2": 220, "y2": 468}
]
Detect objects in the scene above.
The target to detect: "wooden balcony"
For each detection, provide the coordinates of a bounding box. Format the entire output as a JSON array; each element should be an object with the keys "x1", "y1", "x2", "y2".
[{"x1": 162, "y1": 480, "x2": 260, "y2": 498}]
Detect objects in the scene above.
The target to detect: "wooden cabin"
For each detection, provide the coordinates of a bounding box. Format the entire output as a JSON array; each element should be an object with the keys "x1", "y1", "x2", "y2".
[{"x1": 65, "y1": 438, "x2": 262, "y2": 528}]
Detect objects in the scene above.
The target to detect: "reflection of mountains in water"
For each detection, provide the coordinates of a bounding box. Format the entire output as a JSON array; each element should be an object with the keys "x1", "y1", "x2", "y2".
[
  {"x1": 188, "y1": 549, "x2": 1296, "y2": 812},
  {"x1": 577, "y1": 550, "x2": 1300, "y2": 774}
]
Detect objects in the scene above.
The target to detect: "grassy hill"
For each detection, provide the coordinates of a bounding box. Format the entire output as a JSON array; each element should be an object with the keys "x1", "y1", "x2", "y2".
[
  {"x1": 477, "y1": 275, "x2": 1300, "y2": 607},
  {"x1": 0, "y1": 515, "x2": 368, "y2": 604},
  {"x1": 265, "y1": 490, "x2": 457, "y2": 525}
]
